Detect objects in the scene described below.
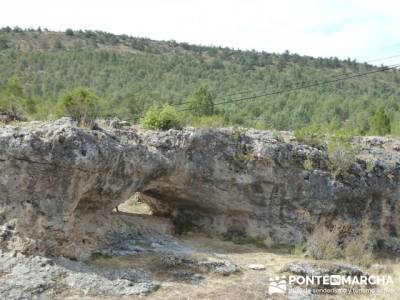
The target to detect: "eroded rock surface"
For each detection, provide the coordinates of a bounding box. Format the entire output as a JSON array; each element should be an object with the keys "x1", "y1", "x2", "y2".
[
  {"x1": 0, "y1": 118, "x2": 399, "y2": 258},
  {"x1": 0, "y1": 249, "x2": 158, "y2": 300}
]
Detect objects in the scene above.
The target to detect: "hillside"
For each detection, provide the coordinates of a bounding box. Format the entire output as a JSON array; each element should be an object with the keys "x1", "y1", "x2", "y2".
[{"x1": 0, "y1": 27, "x2": 400, "y2": 133}]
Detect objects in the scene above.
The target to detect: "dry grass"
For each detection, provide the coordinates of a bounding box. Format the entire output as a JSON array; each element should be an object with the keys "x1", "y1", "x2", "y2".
[
  {"x1": 307, "y1": 225, "x2": 342, "y2": 260},
  {"x1": 81, "y1": 233, "x2": 400, "y2": 300},
  {"x1": 79, "y1": 202, "x2": 400, "y2": 299}
]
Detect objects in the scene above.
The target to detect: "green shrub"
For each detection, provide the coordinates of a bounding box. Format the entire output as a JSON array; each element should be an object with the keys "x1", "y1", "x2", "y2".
[
  {"x1": 327, "y1": 135, "x2": 359, "y2": 177},
  {"x1": 65, "y1": 28, "x2": 74, "y2": 36},
  {"x1": 56, "y1": 87, "x2": 99, "y2": 126},
  {"x1": 307, "y1": 226, "x2": 342, "y2": 260},
  {"x1": 142, "y1": 104, "x2": 181, "y2": 130}
]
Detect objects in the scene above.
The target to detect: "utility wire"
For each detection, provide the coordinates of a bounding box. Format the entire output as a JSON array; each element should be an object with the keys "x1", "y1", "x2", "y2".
[
  {"x1": 172, "y1": 52, "x2": 400, "y2": 107},
  {"x1": 177, "y1": 63, "x2": 400, "y2": 112},
  {"x1": 128, "y1": 63, "x2": 399, "y2": 121},
  {"x1": 365, "y1": 53, "x2": 400, "y2": 63},
  {"x1": 214, "y1": 53, "x2": 400, "y2": 99},
  {"x1": 218, "y1": 71, "x2": 353, "y2": 99}
]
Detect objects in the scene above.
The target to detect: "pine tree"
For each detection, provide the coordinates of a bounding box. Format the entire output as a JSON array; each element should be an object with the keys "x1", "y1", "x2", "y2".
[
  {"x1": 187, "y1": 85, "x2": 215, "y2": 117},
  {"x1": 369, "y1": 107, "x2": 391, "y2": 135}
]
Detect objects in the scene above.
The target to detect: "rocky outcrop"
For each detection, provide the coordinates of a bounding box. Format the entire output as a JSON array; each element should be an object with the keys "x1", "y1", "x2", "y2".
[
  {"x1": 0, "y1": 118, "x2": 399, "y2": 258},
  {"x1": 0, "y1": 249, "x2": 158, "y2": 299},
  {"x1": 0, "y1": 118, "x2": 169, "y2": 258}
]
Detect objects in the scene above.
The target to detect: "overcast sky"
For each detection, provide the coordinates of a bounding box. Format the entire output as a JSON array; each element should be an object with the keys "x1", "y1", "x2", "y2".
[{"x1": 1, "y1": 0, "x2": 400, "y2": 64}]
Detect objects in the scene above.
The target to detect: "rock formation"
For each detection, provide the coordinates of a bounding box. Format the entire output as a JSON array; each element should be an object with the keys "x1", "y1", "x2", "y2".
[{"x1": 0, "y1": 118, "x2": 399, "y2": 258}]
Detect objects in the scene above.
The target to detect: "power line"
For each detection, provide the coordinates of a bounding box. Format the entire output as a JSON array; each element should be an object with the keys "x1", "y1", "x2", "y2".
[
  {"x1": 177, "y1": 63, "x2": 400, "y2": 111},
  {"x1": 218, "y1": 53, "x2": 400, "y2": 99},
  {"x1": 214, "y1": 71, "x2": 354, "y2": 99},
  {"x1": 128, "y1": 63, "x2": 399, "y2": 121},
  {"x1": 213, "y1": 63, "x2": 400, "y2": 107},
  {"x1": 224, "y1": 53, "x2": 400, "y2": 97},
  {"x1": 172, "y1": 52, "x2": 400, "y2": 107},
  {"x1": 364, "y1": 53, "x2": 400, "y2": 63}
]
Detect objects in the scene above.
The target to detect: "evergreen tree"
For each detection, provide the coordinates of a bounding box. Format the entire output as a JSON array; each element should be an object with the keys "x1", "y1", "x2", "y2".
[
  {"x1": 369, "y1": 107, "x2": 391, "y2": 135},
  {"x1": 56, "y1": 87, "x2": 99, "y2": 126},
  {"x1": 187, "y1": 85, "x2": 215, "y2": 117},
  {"x1": 0, "y1": 76, "x2": 26, "y2": 119}
]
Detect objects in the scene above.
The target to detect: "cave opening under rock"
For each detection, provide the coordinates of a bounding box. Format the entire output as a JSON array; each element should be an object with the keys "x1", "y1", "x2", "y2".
[{"x1": 114, "y1": 192, "x2": 152, "y2": 216}]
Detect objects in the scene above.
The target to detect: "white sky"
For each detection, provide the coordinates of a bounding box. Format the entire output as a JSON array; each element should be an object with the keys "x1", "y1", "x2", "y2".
[{"x1": 1, "y1": 0, "x2": 400, "y2": 63}]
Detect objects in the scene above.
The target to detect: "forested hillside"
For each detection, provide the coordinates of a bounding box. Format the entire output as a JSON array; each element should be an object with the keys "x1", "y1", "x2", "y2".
[{"x1": 1, "y1": 27, "x2": 400, "y2": 134}]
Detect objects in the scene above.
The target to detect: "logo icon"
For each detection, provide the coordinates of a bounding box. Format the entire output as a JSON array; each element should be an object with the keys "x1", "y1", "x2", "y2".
[
  {"x1": 268, "y1": 275, "x2": 287, "y2": 296},
  {"x1": 330, "y1": 275, "x2": 341, "y2": 286}
]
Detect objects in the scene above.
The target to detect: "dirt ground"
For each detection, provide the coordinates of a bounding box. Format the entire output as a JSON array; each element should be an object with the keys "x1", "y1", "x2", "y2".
[
  {"x1": 73, "y1": 232, "x2": 398, "y2": 300},
  {"x1": 68, "y1": 199, "x2": 399, "y2": 300}
]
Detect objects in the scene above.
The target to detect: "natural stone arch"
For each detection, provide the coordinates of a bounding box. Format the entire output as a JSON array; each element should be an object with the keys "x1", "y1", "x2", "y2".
[{"x1": 0, "y1": 118, "x2": 399, "y2": 259}]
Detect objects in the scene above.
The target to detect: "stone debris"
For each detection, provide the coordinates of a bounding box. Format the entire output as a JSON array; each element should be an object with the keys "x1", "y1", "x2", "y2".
[
  {"x1": 281, "y1": 261, "x2": 366, "y2": 277},
  {"x1": 160, "y1": 254, "x2": 238, "y2": 276},
  {"x1": 247, "y1": 263, "x2": 266, "y2": 270}
]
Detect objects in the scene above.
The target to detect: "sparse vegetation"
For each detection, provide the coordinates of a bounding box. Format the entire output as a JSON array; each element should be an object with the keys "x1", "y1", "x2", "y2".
[
  {"x1": 307, "y1": 225, "x2": 342, "y2": 260},
  {"x1": 327, "y1": 135, "x2": 359, "y2": 177},
  {"x1": 303, "y1": 220, "x2": 375, "y2": 267},
  {"x1": 229, "y1": 127, "x2": 243, "y2": 141},
  {"x1": 292, "y1": 242, "x2": 307, "y2": 256},
  {"x1": 294, "y1": 124, "x2": 324, "y2": 146},
  {"x1": 234, "y1": 149, "x2": 254, "y2": 166},
  {"x1": 271, "y1": 131, "x2": 284, "y2": 142},
  {"x1": 344, "y1": 220, "x2": 374, "y2": 267},
  {"x1": 182, "y1": 114, "x2": 226, "y2": 128},
  {"x1": 303, "y1": 159, "x2": 314, "y2": 171},
  {"x1": 366, "y1": 159, "x2": 375, "y2": 172}
]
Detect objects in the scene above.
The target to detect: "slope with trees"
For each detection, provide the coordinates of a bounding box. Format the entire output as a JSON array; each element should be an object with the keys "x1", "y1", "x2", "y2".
[{"x1": 0, "y1": 27, "x2": 399, "y2": 135}]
